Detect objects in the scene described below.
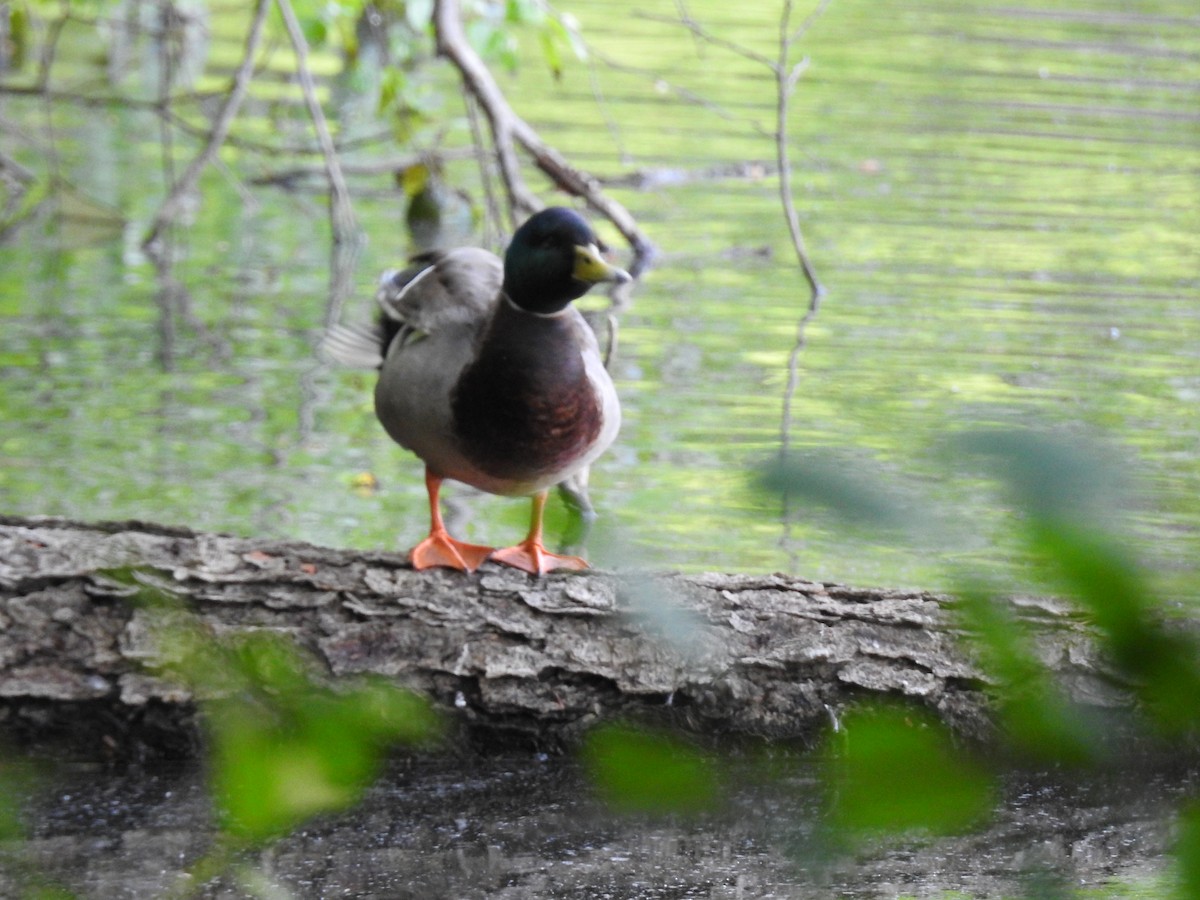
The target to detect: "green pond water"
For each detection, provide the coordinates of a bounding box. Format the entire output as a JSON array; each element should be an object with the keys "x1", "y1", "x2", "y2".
[{"x1": 1, "y1": 0, "x2": 1198, "y2": 601}]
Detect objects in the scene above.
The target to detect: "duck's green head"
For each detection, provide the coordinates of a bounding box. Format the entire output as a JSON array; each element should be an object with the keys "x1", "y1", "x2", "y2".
[{"x1": 503, "y1": 207, "x2": 630, "y2": 314}]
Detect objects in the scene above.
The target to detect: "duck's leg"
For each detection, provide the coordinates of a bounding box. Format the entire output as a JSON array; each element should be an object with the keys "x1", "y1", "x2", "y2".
[
  {"x1": 491, "y1": 490, "x2": 589, "y2": 576},
  {"x1": 408, "y1": 469, "x2": 494, "y2": 572}
]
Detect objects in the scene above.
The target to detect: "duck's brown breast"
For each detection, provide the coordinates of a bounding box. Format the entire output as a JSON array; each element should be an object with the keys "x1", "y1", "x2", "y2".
[{"x1": 451, "y1": 303, "x2": 603, "y2": 482}]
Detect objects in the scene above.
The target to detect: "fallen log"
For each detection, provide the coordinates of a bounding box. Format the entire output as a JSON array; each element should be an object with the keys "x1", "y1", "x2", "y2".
[{"x1": 0, "y1": 515, "x2": 1130, "y2": 756}]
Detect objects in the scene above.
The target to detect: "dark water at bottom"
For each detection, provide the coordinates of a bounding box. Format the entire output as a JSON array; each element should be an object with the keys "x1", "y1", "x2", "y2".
[{"x1": 2, "y1": 751, "x2": 1185, "y2": 898}]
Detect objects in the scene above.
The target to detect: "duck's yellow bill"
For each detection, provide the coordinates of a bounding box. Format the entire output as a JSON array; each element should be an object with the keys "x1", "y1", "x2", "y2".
[{"x1": 574, "y1": 244, "x2": 631, "y2": 285}]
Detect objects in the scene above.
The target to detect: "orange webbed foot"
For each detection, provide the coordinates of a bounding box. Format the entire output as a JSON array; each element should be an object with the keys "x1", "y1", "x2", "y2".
[
  {"x1": 408, "y1": 530, "x2": 494, "y2": 572},
  {"x1": 490, "y1": 539, "x2": 589, "y2": 576}
]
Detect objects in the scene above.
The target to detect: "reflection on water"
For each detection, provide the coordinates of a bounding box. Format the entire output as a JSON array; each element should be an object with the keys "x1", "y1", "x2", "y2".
[
  {"x1": 0, "y1": 0, "x2": 1197, "y2": 602},
  {"x1": 2, "y1": 753, "x2": 1181, "y2": 898}
]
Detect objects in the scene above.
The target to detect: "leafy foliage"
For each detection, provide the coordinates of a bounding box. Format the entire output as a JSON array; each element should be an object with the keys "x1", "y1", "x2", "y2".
[
  {"x1": 86, "y1": 569, "x2": 443, "y2": 856},
  {"x1": 759, "y1": 427, "x2": 1200, "y2": 894},
  {"x1": 822, "y1": 705, "x2": 993, "y2": 837},
  {"x1": 955, "y1": 430, "x2": 1200, "y2": 738},
  {"x1": 583, "y1": 722, "x2": 717, "y2": 815},
  {"x1": 155, "y1": 624, "x2": 441, "y2": 846},
  {"x1": 952, "y1": 581, "x2": 1101, "y2": 766}
]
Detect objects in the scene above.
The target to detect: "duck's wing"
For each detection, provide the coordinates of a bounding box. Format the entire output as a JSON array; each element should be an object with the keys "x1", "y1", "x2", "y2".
[
  {"x1": 377, "y1": 247, "x2": 502, "y2": 336},
  {"x1": 319, "y1": 247, "x2": 502, "y2": 369}
]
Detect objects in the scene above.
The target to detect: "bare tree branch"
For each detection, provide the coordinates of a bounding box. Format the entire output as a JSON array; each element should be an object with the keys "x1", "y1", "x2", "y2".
[
  {"x1": 249, "y1": 150, "x2": 475, "y2": 189},
  {"x1": 141, "y1": 0, "x2": 272, "y2": 255},
  {"x1": 774, "y1": 0, "x2": 827, "y2": 463},
  {"x1": 273, "y1": 0, "x2": 359, "y2": 246},
  {"x1": 0, "y1": 149, "x2": 38, "y2": 235},
  {"x1": 464, "y1": 93, "x2": 505, "y2": 248},
  {"x1": 644, "y1": 1, "x2": 828, "y2": 530},
  {"x1": 34, "y1": 2, "x2": 70, "y2": 91},
  {"x1": 434, "y1": 0, "x2": 538, "y2": 220},
  {"x1": 648, "y1": 2, "x2": 827, "y2": 462},
  {"x1": 433, "y1": 0, "x2": 655, "y2": 278},
  {"x1": 636, "y1": 10, "x2": 775, "y2": 70},
  {"x1": 0, "y1": 151, "x2": 34, "y2": 186},
  {"x1": 789, "y1": 0, "x2": 835, "y2": 45}
]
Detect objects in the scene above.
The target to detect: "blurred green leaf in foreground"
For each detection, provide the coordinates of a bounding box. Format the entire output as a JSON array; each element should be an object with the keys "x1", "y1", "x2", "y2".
[
  {"x1": 583, "y1": 722, "x2": 718, "y2": 815},
  {"x1": 84, "y1": 576, "x2": 445, "y2": 893},
  {"x1": 954, "y1": 429, "x2": 1200, "y2": 738},
  {"x1": 167, "y1": 628, "x2": 441, "y2": 845},
  {"x1": 822, "y1": 705, "x2": 994, "y2": 837},
  {"x1": 758, "y1": 426, "x2": 1200, "y2": 896}
]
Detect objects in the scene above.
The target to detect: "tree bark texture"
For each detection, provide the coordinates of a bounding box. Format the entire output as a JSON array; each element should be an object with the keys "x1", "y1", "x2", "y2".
[{"x1": 0, "y1": 516, "x2": 1131, "y2": 755}]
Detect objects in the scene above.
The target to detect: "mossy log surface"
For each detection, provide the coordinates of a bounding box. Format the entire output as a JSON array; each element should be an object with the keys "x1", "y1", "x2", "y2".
[{"x1": 0, "y1": 516, "x2": 1130, "y2": 755}]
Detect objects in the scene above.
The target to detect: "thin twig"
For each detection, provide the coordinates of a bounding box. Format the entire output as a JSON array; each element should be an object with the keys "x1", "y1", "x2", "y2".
[
  {"x1": 35, "y1": 2, "x2": 70, "y2": 91},
  {"x1": 636, "y1": 10, "x2": 775, "y2": 69},
  {"x1": 585, "y1": 58, "x2": 631, "y2": 166},
  {"x1": 323, "y1": 223, "x2": 364, "y2": 331},
  {"x1": 434, "y1": 0, "x2": 539, "y2": 219},
  {"x1": 0, "y1": 82, "x2": 215, "y2": 108},
  {"x1": 156, "y1": 0, "x2": 179, "y2": 229},
  {"x1": 0, "y1": 150, "x2": 37, "y2": 233},
  {"x1": 274, "y1": 0, "x2": 359, "y2": 246},
  {"x1": 595, "y1": 49, "x2": 738, "y2": 121},
  {"x1": 674, "y1": 0, "x2": 707, "y2": 58},
  {"x1": 653, "y1": 1, "x2": 827, "y2": 470},
  {"x1": 542, "y1": 1, "x2": 631, "y2": 163},
  {"x1": 141, "y1": 0, "x2": 271, "y2": 254},
  {"x1": 789, "y1": 0, "x2": 835, "y2": 45},
  {"x1": 250, "y1": 150, "x2": 474, "y2": 188},
  {"x1": 209, "y1": 154, "x2": 257, "y2": 210},
  {"x1": 33, "y1": 2, "x2": 70, "y2": 208},
  {"x1": 151, "y1": 0, "x2": 183, "y2": 369},
  {"x1": 774, "y1": 0, "x2": 827, "y2": 461},
  {"x1": 464, "y1": 93, "x2": 504, "y2": 247},
  {"x1": 0, "y1": 150, "x2": 35, "y2": 186}
]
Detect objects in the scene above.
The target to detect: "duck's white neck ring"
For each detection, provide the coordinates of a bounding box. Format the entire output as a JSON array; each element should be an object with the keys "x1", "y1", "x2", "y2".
[{"x1": 501, "y1": 293, "x2": 570, "y2": 318}]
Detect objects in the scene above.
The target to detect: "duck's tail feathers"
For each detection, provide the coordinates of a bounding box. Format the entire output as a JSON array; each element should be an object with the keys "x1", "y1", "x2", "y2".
[{"x1": 318, "y1": 322, "x2": 387, "y2": 369}]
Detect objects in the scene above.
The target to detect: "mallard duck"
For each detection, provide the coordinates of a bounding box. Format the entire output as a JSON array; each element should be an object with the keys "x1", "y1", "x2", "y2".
[{"x1": 323, "y1": 206, "x2": 629, "y2": 575}]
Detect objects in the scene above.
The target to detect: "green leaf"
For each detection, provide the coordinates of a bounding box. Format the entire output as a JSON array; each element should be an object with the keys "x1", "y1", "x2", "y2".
[
  {"x1": 7, "y1": 5, "x2": 30, "y2": 69},
  {"x1": 539, "y1": 29, "x2": 563, "y2": 80},
  {"x1": 539, "y1": 16, "x2": 585, "y2": 77},
  {"x1": 824, "y1": 705, "x2": 993, "y2": 837},
  {"x1": 953, "y1": 583, "x2": 1101, "y2": 765},
  {"x1": 1178, "y1": 802, "x2": 1200, "y2": 900},
  {"x1": 485, "y1": 28, "x2": 520, "y2": 73},
  {"x1": 757, "y1": 451, "x2": 909, "y2": 530},
  {"x1": 23, "y1": 888, "x2": 78, "y2": 900},
  {"x1": 505, "y1": 0, "x2": 542, "y2": 26},
  {"x1": 951, "y1": 428, "x2": 1123, "y2": 526},
  {"x1": 379, "y1": 68, "x2": 407, "y2": 115},
  {"x1": 151, "y1": 622, "x2": 441, "y2": 845},
  {"x1": 299, "y1": 16, "x2": 328, "y2": 47},
  {"x1": 956, "y1": 429, "x2": 1200, "y2": 735},
  {"x1": 583, "y1": 723, "x2": 717, "y2": 815},
  {"x1": 0, "y1": 757, "x2": 33, "y2": 843},
  {"x1": 211, "y1": 704, "x2": 356, "y2": 841}
]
